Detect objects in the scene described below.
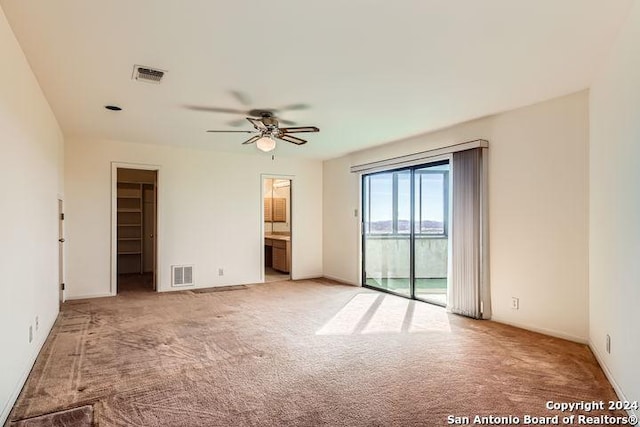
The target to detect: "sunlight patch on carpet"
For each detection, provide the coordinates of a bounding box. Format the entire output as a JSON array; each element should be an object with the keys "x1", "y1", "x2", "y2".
[{"x1": 317, "y1": 292, "x2": 451, "y2": 335}]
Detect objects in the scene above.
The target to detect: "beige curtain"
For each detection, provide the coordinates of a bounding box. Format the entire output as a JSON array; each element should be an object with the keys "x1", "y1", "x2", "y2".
[{"x1": 450, "y1": 147, "x2": 490, "y2": 319}]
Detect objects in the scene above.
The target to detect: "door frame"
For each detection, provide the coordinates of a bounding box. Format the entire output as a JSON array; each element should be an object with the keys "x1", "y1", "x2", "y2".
[
  {"x1": 58, "y1": 198, "x2": 65, "y2": 305},
  {"x1": 260, "y1": 174, "x2": 294, "y2": 283},
  {"x1": 360, "y1": 155, "x2": 452, "y2": 306},
  {"x1": 110, "y1": 162, "x2": 161, "y2": 295}
]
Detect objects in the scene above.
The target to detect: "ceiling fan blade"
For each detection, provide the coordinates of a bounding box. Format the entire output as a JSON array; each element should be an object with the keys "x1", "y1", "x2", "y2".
[
  {"x1": 277, "y1": 103, "x2": 310, "y2": 111},
  {"x1": 206, "y1": 130, "x2": 256, "y2": 133},
  {"x1": 186, "y1": 105, "x2": 248, "y2": 115},
  {"x1": 280, "y1": 126, "x2": 320, "y2": 133},
  {"x1": 227, "y1": 117, "x2": 248, "y2": 127},
  {"x1": 242, "y1": 135, "x2": 261, "y2": 145},
  {"x1": 278, "y1": 134, "x2": 307, "y2": 145},
  {"x1": 277, "y1": 118, "x2": 297, "y2": 126},
  {"x1": 230, "y1": 90, "x2": 252, "y2": 106},
  {"x1": 247, "y1": 117, "x2": 267, "y2": 130}
]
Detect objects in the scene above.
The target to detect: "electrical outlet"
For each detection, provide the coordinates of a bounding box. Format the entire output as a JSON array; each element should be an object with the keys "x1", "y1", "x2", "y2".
[
  {"x1": 606, "y1": 334, "x2": 611, "y2": 354},
  {"x1": 218, "y1": 268, "x2": 224, "y2": 276},
  {"x1": 35, "y1": 315, "x2": 39, "y2": 331},
  {"x1": 354, "y1": 209, "x2": 358, "y2": 217},
  {"x1": 28, "y1": 325, "x2": 33, "y2": 343},
  {"x1": 511, "y1": 297, "x2": 519, "y2": 310}
]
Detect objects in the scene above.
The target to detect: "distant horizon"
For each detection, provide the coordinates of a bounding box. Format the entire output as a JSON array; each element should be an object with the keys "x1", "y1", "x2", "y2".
[
  {"x1": 367, "y1": 169, "x2": 447, "y2": 230},
  {"x1": 368, "y1": 219, "x2": 444, "y2": 234}
]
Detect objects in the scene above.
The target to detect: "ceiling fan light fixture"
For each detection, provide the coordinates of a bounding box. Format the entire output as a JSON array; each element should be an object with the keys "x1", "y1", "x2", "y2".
[{"x1": 256, "y1": 135, "x2": 276, "y2": 152}]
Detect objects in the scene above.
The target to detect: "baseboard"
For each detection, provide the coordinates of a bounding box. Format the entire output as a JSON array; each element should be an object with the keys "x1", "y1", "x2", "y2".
[
  {"x1": 490, "y1": 316, "x2": 588, "y2": 344},
  {"x1": 65, "y1": 292, "x2": 114, "y2": 300},
  {"x1": 291, "y1": 274, "x2": 324, "y2": 281},
  {"x1": 589, "y1": 341, "x2": 639, "y2": 420},
  {"x1": 322, "y1": 275, "x2": 358, "y2": 286},
  {"x1": 0, "y1": 311, "x2": 58, "y2": 425}
]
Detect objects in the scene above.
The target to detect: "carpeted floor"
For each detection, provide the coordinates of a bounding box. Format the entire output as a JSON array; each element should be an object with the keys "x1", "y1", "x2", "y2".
[
  {"x1": 8, "y1": 279, "x2": 624, "y2": 426},
  {"x1": 10, "y1": 405, "x2": 93, "y2": 427}
]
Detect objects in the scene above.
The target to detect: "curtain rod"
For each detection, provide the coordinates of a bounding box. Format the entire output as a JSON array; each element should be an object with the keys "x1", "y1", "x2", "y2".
[{"x1": 350, "y1": 139, "x2": 488, "y2": 173}]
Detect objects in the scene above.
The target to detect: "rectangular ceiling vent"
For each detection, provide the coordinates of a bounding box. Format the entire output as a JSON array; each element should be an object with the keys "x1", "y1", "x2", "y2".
[
  {"x1": 132, "y1": 65, "x2": 165, "y2": 84},
  {"x1": 172, "y1": 265, "x2": 194, "y2": 287}
]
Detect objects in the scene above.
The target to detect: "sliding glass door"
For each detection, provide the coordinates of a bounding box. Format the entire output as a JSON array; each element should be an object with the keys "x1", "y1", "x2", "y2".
[
  {"x1": 362, "y1": 169, "x2": 411, "y2": 297},
  {"x1": 362, "y1": 161, "x2": 450, "y2": 306},
  {"x1": 413, "y1": 164, "x2": 449, "y2": 305}
]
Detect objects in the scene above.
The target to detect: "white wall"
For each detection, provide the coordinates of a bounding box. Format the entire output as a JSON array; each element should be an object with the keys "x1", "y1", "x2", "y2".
[
  {"x1": 589, "y1": 2, "x2": 640, "y2": 415},
  {"x1": 323, "y1": 91, "x2": 590, "y2": 342},
  {"x1": 0, "y1": 6, "x2": 64, "y2": 424},
  {"x1": 323, "y1": 155, "x2": 361, "y2": 284},
  {"x1": 64, "y1": 138, "x2": 323, "y2": 298}
]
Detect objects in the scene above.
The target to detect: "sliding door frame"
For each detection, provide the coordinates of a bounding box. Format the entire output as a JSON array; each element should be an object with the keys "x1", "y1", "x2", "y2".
[{"x1": 361, "y1": 156, "x2": 452, "y2": 306}]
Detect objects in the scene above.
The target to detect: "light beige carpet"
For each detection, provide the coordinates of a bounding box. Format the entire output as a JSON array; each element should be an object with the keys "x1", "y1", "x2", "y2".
[{"x1": 8, "y1": 279, "x2": 624, "y2": 426}]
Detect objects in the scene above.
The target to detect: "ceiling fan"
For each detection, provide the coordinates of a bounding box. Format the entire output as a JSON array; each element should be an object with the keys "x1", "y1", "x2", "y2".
[
  {"x1": 206, "y1": 112, "x2": 319, "y2": 152},
  {"x1": 186, "y1": 90, "x2": 309, "y2": 127}
]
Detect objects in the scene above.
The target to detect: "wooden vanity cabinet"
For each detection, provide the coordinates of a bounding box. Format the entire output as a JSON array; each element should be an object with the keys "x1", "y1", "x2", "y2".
[
  {"x1": 272, "y1": 239, "x2": 287, "y2": 272},
  {"x1": 264, "y1": 237, "x2": 290, "y2": 273}
]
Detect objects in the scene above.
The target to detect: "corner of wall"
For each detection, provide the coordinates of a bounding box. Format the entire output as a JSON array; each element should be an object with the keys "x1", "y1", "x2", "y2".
[
  {"x1": 0, "y1": 314, "x2": 58, "y2": 424},
  {"x1": 588, "y1": 0, "x2": 640, "y2": 417}
]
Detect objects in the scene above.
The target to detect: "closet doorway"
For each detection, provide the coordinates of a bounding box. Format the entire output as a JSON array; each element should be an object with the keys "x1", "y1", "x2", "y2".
[{"x1": 114, "y1": 167, "x2": 158, "y2": 294}]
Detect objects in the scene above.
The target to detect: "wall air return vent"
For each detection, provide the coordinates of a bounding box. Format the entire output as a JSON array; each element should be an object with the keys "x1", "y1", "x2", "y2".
[
  {"x1": 132, "y1": 65, "x2": 166, "y2": 84},
  {"x1": 172, "y1": 265, "x2": 194, "y2": 287}
]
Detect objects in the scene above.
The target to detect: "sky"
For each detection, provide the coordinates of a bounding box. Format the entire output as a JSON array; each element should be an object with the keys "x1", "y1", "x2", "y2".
[{"x1": 367, "y1": 164, "x2": 449, "y2": 227}]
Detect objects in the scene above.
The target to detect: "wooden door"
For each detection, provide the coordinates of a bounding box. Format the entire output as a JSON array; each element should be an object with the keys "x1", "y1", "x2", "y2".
[
  {"x1": 143, "y1": 185, "x2": 155, "y2": 273},
  {"x1": 58, "y1": 199, "x2": 64, "y2": 305}
]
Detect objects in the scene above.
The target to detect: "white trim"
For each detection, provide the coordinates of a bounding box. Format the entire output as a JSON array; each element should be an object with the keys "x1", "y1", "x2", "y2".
[
  {"x1": 65, "y1": 292, "x2": 114, "y2": 300},
  {"x1": 157, "y1": 280, "x2": 257, "y2": 293},
  {"x1": 490, "y1": 316, "x2": 588, "y2": 344},
  {"x1": 350, "y1": 139, "x2": 488, "y2": 173},
  {"x1": 111, "y1": 162, "x2": 161, "y2": 296},
  {"x1": 0, "y1": 312, "x2": 58, "y2": 425},
  {"x1": 589, "y1": 342, "x2": 640, "y2": 420},
  {"x1": 261, "y1": 174, "x2": 295, "y2": 282},
  {"x1": 322, "y1": 274, "x2": 359, "y2": 286},
  {"x1": 291, "y1": 274, "x2": 324, "y2": 281}
]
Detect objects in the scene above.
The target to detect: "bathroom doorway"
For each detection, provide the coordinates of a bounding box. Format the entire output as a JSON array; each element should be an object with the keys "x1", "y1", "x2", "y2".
[{"x1": 263, "y1": 177, "x2": 292, "y2": 283}]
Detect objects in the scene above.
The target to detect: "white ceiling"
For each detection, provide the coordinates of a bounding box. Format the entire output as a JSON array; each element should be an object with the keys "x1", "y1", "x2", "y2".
[{"x1": 1, "y1": 0, "x2": 632, "y2": 159}]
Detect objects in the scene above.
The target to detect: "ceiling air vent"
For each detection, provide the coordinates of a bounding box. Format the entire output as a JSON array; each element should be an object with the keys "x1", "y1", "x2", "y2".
[{"x1": 132, "y1": 65, "x2": 166, "y2": 84}]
